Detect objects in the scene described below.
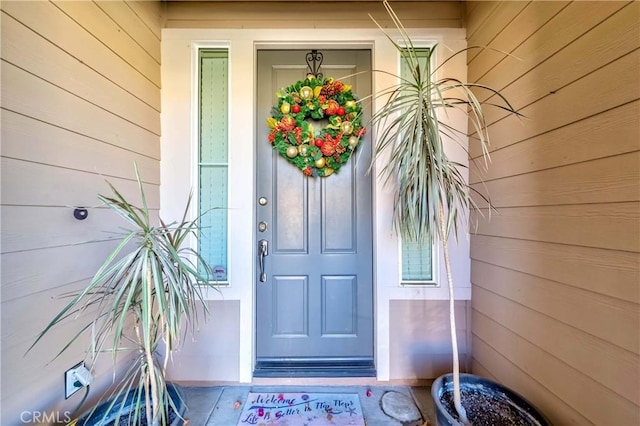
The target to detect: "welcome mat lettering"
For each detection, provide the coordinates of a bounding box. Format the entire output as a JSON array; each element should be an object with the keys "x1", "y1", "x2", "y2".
[{"x1": 238, "y1": 392, "x2": 365, "y2": 426}]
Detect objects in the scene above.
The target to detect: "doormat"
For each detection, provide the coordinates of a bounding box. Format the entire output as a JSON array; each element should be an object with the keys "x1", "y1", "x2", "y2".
[{"x1": 237, "y1": 392, "x2": 365, "y2": 426}]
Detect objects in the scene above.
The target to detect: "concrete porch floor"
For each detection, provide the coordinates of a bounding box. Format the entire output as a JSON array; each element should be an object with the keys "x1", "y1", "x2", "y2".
[{"x1": 180, "y1": 384, "x2": 437, "y2": 425}]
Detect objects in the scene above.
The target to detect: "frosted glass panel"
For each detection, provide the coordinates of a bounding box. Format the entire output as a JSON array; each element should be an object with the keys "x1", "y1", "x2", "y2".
[
  {"x1": 198, "y1": 50, "x2": 228, "y2": 281},
  {"x1": 401, "y1": 239, "x2": 432, "y2": 281},
  {"x1": 199, "y1": 166, "x2": 228, "y2": 280},
  {"x1": 200, "y1": 52, "x2": 228, "y2": 164},
  {"x1": 400, "y1": 47, "x2": 430, "y2": 81},
  {"x1": 400, "y1": 47, "x2": 433, "y2": 283}
]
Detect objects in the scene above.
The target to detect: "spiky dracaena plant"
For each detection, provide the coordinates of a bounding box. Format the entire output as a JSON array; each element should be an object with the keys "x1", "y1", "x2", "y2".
[
  {"x1": 30, "y1": 165, "x2": 216, "y2": 426},
  {"x1": 368, "y1": 2, "x2": 520, "y2": 424}
]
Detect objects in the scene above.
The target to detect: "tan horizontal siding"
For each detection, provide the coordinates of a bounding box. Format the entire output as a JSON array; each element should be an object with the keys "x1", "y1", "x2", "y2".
[
  {"x1": 464, "y1": 1, "x2": 498, "y2": 43},
  {"x1": 3, "y1": 287, "x2": 103, "y2": 351},
  {"x1": 473, "y1": 286, "x2": 639, "y2": 404},
  {"x1": 472, "y1": 152, "x2": 640, "y2": 207},
  {"x1": 473, "y1": 312, "x2": 638, "y2": 426},
  {"x1": 4, "y1": 302, "x2": 105, "y2": 410},
  {"x1": 466, "y1": 0, "x2": 529, "y2": 63},
  {"x1": 0, "y1": 1, "x2": 162, "y2": 423},
  {"x1": 1, "y1": 203, "x2": 157, "y2": 254},
  {"x1": 470, "y1": 101, "x2": 639, "y2": 184},
  {"x1": 1, "y1": 241, "x2": 121, "y2": 302},
  {"x1": 473, "y1": 203, "x2": 640, "y2": 252},
  {"x1": 471, "y1": 235, "x2": 640, "y2": 304},
  {"x1": 164, "y1": 1, "x2": 463, "y2": 29},
  {"x1": 1, "y1": 206, "x2": 123, "y2": 254},
  {"x1": 2, "y1": 292, "x2": 134, "y2": 419},
  {"x1": 1, "y1": 13, "x2": 160, "y2": 134},
  {"x1": 2, "y1": 110, "x2": 160, "y2": 182},
  {"x1": 472, "y1": 337, "x2": 592, "y2": 425},
  {"x1": 472, "y1": 1, "x2": 632, "y2": 103},
  {"x1": 2, "y1": 61, "x2": 160, "y2": 157},
  {"x1": 51, "y1": 0, "x2": 161, "y2": 87},
  {"x1": 1, "y1": 0, "x2": 160, "y2": 109},
  {"x1": 468, "y1": 1, "x2": 569, "y2": 80},
  {"x1": 472, "y1": 260, "x2": 639, "y2": 354},
  {"x1": 472, "y1": 1, "x2": 640, "y2": 147},
  {"x1": 97, "y1": 1, "x2": 161, "y2": 63},
  {"x1": 468, "y1": 2, "x2": 640, "y2": 425},
  {"x1": 1, "y1": 158, "x2": 160, "y2": 208},
  {"x1": 127, "y1": 0, "x2": 163, "y2": 39},
  {"x1": 470, "y1": 47, "x2": 639, "y2": 158}
]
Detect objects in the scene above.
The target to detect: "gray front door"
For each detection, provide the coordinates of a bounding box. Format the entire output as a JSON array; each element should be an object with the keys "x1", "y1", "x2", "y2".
[{"x1": 255, "y1": 49, "x2": 374, "y2": 376}]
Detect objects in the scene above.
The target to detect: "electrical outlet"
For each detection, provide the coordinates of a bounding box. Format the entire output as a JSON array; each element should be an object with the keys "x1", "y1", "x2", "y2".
[{"x1": 65, "y1": 362, "x2": 93, "y2": 399}]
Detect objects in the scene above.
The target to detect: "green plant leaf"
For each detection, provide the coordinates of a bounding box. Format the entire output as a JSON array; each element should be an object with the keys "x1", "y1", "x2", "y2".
[{"x1": 28, "y1": 162, "x2": 220, "y2": 425}]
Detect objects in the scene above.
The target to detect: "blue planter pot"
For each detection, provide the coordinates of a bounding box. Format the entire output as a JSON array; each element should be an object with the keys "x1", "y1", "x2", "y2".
[
  {"x1": 431, "y1": 373, "x2": 550, "y2": 426},
  {"x1": 76, "y1": 383, "x2": 186, "y2": 426}
]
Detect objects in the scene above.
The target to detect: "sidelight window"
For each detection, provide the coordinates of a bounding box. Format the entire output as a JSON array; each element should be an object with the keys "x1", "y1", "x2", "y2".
[
  {"x1": 198, "y1": 49, "x2": 229, "y2": 282},
  {"x1": 399, "y1": 46, "x2": 435, "y2": 284}
]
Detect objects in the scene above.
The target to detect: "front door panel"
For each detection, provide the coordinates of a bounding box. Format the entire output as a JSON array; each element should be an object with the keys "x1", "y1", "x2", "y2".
[{"x1": 255, "y1": 49, "x2": 374, "y2": 376}]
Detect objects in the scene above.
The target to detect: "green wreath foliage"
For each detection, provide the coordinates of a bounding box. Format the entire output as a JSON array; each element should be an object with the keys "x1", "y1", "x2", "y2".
[{"x1": 267, "y1": 76, "x2": 366, "y2": 177}]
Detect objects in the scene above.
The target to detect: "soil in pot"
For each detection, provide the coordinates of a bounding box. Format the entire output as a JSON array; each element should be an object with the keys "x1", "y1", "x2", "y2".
[{"x1": 440, "y1": 389, "x2": 541, "y2": 426}]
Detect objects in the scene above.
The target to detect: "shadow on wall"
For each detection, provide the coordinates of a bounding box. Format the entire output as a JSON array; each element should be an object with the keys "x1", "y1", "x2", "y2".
[
  {"x1": 165, "y1": 300, "x2": 242, "y2": 383},
  {"x1": 390, "y1": 300, "x2": 470, "y2": 380}
]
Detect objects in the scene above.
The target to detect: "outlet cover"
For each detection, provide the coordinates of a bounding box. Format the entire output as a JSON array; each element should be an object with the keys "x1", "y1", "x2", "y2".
[{"x1": 64, "y1": 361, "x2": 85, "y2": 399}]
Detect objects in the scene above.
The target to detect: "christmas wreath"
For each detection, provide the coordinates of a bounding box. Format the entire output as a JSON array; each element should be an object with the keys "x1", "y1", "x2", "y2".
[{"x1": 267, "y1": 76, "x2": 366, "y2": 177}]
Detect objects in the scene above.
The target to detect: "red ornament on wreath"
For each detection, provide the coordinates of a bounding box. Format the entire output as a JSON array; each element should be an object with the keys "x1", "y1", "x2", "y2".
[{"x1": 266, "y1": 76, "x2": 366, "y2": 177}]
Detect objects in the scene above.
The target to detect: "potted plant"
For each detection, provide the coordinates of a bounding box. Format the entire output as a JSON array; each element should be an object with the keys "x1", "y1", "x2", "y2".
[
  {"x1": 29, "y1": 164, "x2": 217, "y2": 426},
  {"x1": 368, "y1": 2, "x2": 547, "y2": 425}
]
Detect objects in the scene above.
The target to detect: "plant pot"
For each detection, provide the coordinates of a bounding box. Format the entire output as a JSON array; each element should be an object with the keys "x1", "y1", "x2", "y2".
[
  {"x1": 431, "y1": 373, "x2": 550, "y2": 426},
  {"x1": 75, "y1": 383, "x2": 186, "y2": 426}
]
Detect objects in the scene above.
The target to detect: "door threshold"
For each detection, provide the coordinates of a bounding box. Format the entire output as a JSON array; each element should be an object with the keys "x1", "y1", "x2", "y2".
[{"x1": 254, "y1": 359, "x2": 376, "y2": 378}]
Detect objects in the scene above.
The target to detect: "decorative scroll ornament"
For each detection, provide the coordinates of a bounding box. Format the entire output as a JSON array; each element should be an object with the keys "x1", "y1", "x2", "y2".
[
  {"x1": 306, "y1": 49, "x2": 324, "y2": 79},
  {"x1": 266, "y1": 75, "x2": 366, "y2": 177}
]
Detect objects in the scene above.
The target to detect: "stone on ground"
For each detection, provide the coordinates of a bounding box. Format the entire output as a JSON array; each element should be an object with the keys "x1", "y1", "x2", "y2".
[{"x1": 380, "y1": 390, "x2": 423, "y2": 425}]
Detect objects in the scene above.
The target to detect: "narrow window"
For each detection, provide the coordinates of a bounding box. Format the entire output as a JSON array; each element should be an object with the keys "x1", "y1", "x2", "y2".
[
  {"x1": 198, "y1": 49, "x2": 228, "y2": 282},
  {"x1": 399, "y1": 47, "x2": 435, "y2": 284},
  {"x1": 402, "y1": 239, "x2": 433, "y2": 282}
]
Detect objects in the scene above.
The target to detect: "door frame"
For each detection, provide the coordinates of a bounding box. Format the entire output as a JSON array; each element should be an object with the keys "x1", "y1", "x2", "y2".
[
  {"x1": 163, "y1": 28, "x2": 468, "y2": 384},
  {"x1": 252, "y1": 43, "x2": 377, "y2": 378}
]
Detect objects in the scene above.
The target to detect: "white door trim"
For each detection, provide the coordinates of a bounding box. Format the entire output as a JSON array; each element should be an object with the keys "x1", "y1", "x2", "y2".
[{"x1": 161, "y1": 27, "x2": 468, "y2": 384}]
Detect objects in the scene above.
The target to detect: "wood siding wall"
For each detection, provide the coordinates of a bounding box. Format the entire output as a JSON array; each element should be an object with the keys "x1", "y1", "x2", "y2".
[
  {"x1": 164, "y1": 1, "x2": 463, "y2": 28},
  {"x1": 466, "y1": 1, "x2": 639, "y2": 424},
  {"x1": 0, "y1": 1, "x2": 162, "y2": 422}
]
